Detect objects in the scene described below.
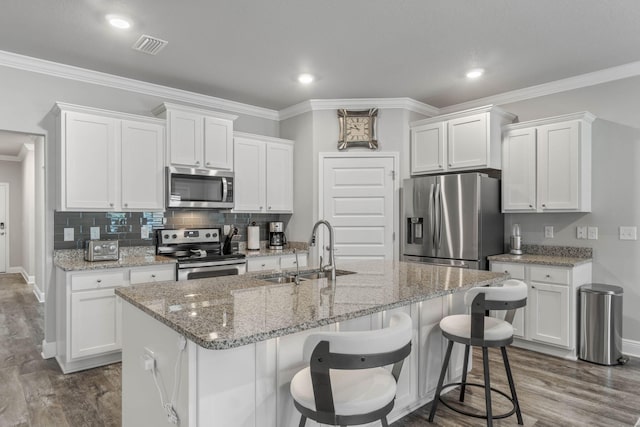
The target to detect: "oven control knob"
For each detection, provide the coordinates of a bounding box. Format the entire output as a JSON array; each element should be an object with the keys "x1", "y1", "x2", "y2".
[
  {"x1": 109, "y1": 244, "x2": 117, "y2": 252},
  {"x1": 205, "y1": 233, "x2": 211, "y2": 238},
  {"x1": 94, "y1": 246, "x2": 102, "y2": 253},
  {"x1": 164, "y1": 234, "x2": 169, "y2": 239},
  {"x1": 172, "y1": 234, "x2": 177, "y2": 239},
  {"x1": 212, "y1": 232, "x2": 218, "y2": 238}
]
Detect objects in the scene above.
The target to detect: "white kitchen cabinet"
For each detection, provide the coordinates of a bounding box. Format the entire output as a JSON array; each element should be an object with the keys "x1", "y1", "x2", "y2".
[
  {"x1": 502, "y1": 112, "x2": 595, "y2": 213},
  {"x1": 489, "y1": 260, "x2": 592, "y2": 359},
  {"x1": 54, "y1": 103, "x2": 165, "y2": 212},
  {"x1": 153, "y1": 102, "x2": 237, "y2": 170},
  {"x1": 56, "y1": 263, "x2": 177, "y2": 373},
  {"x1": 233, "y1": 132, "x2": 294, "y2": 213},
  {"x1": 409, "y1": 105, "x2": 515, "y2": 175},
  {"x1": 247, "y1": 253, "x2": 308, "y2": 272}
]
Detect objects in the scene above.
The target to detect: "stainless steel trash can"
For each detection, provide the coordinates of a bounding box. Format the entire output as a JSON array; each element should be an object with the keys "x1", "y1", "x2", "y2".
[{"x1": 578, "y1": 284, "x2": 624, "y2": 365}]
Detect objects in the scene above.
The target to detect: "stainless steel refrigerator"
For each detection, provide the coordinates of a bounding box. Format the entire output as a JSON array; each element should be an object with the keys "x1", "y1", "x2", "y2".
[{"x1": 402, "y1": 173, "x2": 503, "y2": 270}]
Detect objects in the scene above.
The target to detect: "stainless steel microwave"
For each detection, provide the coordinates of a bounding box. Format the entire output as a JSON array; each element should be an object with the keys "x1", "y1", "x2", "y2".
[{"x1": 166, "y1": 166, "x2": 234, "y2": 209}]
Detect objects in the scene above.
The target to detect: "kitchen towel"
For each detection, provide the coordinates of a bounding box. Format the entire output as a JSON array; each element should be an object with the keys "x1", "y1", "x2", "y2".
[{"x1": 247, "y1": 225, "x2": 260, "y2": 250}]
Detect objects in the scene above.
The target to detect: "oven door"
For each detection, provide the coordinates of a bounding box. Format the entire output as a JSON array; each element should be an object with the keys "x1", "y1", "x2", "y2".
[{"x1": 177, "y1": 261, "x2": 246, "y2": 281}]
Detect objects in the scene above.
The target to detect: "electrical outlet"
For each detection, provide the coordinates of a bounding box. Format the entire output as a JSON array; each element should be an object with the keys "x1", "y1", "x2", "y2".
[
  {"x1": 577, "y1": 226, "x2": 587, "y2": 239},
  {"x1": 587, "y1": 226, "x2": 598, "y2": 240},
  {"x1": 90, "y1": 227, "x2": 100, "y2": 240},
  {"x1": 141, "y1": 347, "x2": 156, "y2": 371},
  {"x1": 140, "y1": 225, "x2": 149, "y2": 239},
  {"x1": 63, "y1": 228, "x2": 74, "y2": 241},
  {"x1": 544, "y1": 226, "x2": 554, "y2": 238},
  {"x1": 620, "y1": 226, "x2": 637, "y2": 240}
]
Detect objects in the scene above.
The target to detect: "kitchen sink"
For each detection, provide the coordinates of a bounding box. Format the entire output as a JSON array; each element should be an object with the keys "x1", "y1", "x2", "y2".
[{"x1": 257, "y1": 269, "x2": 356, "y2": 284}]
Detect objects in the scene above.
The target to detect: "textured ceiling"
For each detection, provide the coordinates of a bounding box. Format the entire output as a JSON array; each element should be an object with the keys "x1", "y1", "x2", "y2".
[{"x1": 0, "y1": 0, "x2": 639, "y2": 110}]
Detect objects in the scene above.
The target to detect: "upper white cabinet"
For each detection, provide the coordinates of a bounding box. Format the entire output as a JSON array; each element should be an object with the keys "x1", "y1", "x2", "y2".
[
  {"x1": 54, "y1": 103, "x2": 165, "y2": 212},
  {"x1": 410, "y1": 105, "x2": 516, "y2": 175},
  {"x1": 502, "y1": 112, "x2": 595, "y2": 213},
  {"x1": 233, "y1": 132, "x2": 294, "y2": 213},
  {"x1": 153, "y1": 102, "x2": 237, "y2": 170}
]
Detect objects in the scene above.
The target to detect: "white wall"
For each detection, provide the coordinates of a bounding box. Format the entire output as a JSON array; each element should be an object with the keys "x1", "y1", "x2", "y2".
[
  {"x1": 0, "y1": 64, "x2": 280, "y2": 350},
  {"x1": 500, "y1": 79, "x2": 640, "y2": 342},
  {"x1": 21, "y1": 145, "x2": 35, "y2": 280},
  {"x1": 0, "y1": 160, "x2": 23, "y2": 270}
]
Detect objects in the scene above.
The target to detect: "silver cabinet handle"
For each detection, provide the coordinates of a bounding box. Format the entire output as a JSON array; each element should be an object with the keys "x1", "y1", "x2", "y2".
[
  {"x1": 109, "y1": 203, "x2": 114, "y2": 207},
  {"x1": 97, "y1": 279, "x2": 102, "y2": 283},
  {"x1": 259, "y1": 206, "x2": 263, "y2": 210},
  {"x1": 545, "y1": 274, "x2": 551, "y2": 278},
  {"x1": 542, "y1": 204, "x2": 546, "y2": 208},
  {"x1": 529, "y1": 204, "x2": 534, "y2": 208},
  {"x1": 268, "y1": 206, "x2": 272, "y2": 210},
  {"x1": 531, "y1": 285, "x2": 536, "y2": 289},
  {"x1": 195, "y1": 160, "x2": 200, "y2": 165},
  {"x1": 206, "y1": 162, "x2": 211, "y2": 166},
  {"x1": 124, "y1": 203, "x2": 128, "y2": 207},
  {"x1": 151, "y1": 274, "x2": 156, "y2": 278}
]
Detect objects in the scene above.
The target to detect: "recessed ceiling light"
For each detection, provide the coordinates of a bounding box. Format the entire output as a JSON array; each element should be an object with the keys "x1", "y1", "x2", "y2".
[
  {"x1": 466, "y1": 68, "x2": 484, "y2": 79},
  {"x1": 107, "y1": 15, "x2": 131, "y2": 29},
  {"x1": 298, "y1": 73, "x2": 314, "y2": 84}
]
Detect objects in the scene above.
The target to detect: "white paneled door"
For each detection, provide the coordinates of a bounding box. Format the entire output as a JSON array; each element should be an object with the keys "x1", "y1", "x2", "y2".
[
  {"x1": 0, "y1": 183, "x2": 7, "y2": 272},
  {"x1": 321, "y1": 155, "x2": 396, "y2": 263}
]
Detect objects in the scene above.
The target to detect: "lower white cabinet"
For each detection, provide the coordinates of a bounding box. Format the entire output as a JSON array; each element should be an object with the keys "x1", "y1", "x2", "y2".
[
  {"x1": 247, "y1": 253, "x2": 308, "y2": 272},
  {"x1": 490, "y1": 260, "x2": 591, "y2": 359},
  {"x1": 56, "y1": 263, "x2": 176, "y2": 373}
]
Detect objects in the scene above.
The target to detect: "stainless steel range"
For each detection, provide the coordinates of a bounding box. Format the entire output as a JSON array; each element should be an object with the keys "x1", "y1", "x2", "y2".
[{"x1": 157, "y1": 228, "x2": 246, "y2": 281}]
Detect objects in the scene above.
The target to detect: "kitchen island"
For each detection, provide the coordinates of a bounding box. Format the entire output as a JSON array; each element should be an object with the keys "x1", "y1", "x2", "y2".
[{"x1": 116, "y1": 260, "x2": 507, "y2": 427}]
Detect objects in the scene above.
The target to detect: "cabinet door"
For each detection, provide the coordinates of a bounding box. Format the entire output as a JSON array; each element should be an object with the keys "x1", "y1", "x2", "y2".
[
  {"x1": 265, "y1": 143, "x2": 293, "y2": 212},
  {"x1": 64, "y1": 112, "x2": 117, "y2": 210},
  {"x1": 447, "y1": 112, "x2": 488, "y2": 170},
  {"x1": 502, "y1": 128, "x2": 537, "y2": 212},
  {"x1": 71, "y1": 288, "x2": 121, "y2": 358},
  {"x1": 121, "y1": 120, "x2": 165, "y2": 210},
  {"x1": 410, "y1": 123, "x2": 446, "y2": 174},
  {"x1": 537, "y1": 121, "x2": 580, "y2": 210},
  {"x1": 203, "y1": 116, "x2": 234, "y2": 170},
  {"x1": 168, "y1": 110, "x2": 203, "y2": 167},
  {"x1": 528, "y1": 281, "x2": 569, "y2": 347},
  {"x1": 234, "y1": 137, "x2": 266, "y2": 212}
]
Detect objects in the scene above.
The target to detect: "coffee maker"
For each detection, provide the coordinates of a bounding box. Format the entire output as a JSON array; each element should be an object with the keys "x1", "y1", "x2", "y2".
[{"x1": 268, "y1": 222, "x2": 286, "y2": 249}]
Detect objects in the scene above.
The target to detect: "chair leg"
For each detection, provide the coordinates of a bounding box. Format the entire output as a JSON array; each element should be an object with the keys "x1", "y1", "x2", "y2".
[
  {"x1": 428, "y1": 339, "x2": 454, "y2": 422},
  {"x1": 298, "y1": 415, "x2": 307, "y2": 427},
  {"x1": 482, "y1": 347, "x2": 493, "y2": 427},
  {"x1": 458, "y1": 344, "x2": 470, "y2": 402},
  {"x1": 501, "y1": 346, "x2": 523, "y2": 425}
]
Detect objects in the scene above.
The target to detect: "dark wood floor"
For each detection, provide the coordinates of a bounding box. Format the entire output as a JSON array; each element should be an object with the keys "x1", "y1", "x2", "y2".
[{"x1": 1, "y1": 273, "x2": 639, "y2": 426}]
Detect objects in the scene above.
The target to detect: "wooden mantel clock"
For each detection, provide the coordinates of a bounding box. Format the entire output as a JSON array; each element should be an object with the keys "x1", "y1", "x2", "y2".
[{"x1": 337, "y1": 108, "x2": 378, "y2": 150}]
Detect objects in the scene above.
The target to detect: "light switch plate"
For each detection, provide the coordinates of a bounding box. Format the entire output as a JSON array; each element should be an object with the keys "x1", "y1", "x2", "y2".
[
  {"x1": 577, "y1": 226, "x2": 587, "y2": 239},
  {"x1": 90, "y1": 226, "x2": 100, "y2": 240},
  {"x1": 620, "y1": 226, "x2": 637, "y2": 240},
  {"x1": 140, "y1": 225, "x2": 149, "y2": 239},
  {"x1": 587, "y1": 226, "x2": 598, "y2": 240},
  {"x1": 544, "y1": 226, "x2": 554, "y2": 238},
  {"x1": 63, "y1": 227, "x2": 74, "y2": 241}
]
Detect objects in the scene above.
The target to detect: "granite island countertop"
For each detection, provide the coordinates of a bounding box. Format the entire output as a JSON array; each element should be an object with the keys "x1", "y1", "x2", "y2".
[
  {"x1": 54, "y1": 247, "x2": 176, "y2": 271},
  {"x1": 116, "y1": 260, "x2": 508, "y2": 350},
  {"x1": 488, "y1": 244, "x2": 593, "y2": 267}
]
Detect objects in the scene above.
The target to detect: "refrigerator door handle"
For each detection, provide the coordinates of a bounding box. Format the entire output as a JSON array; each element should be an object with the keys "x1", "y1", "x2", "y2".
[
  {"x1": 429, "y1": 183, "x2": 436, "y2": 248},
  {"x1": 434, "y1": 182, "x2": 442, "y2": 249}
]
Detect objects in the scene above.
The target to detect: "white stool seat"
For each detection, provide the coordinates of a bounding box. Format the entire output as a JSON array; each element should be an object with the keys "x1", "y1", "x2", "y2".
[
  {"x1": 440, "y1": 314, "x2": 514, "y2": 342},
  {"x1": 291, "y1": 366, "x2": 397, "y2": 416}
]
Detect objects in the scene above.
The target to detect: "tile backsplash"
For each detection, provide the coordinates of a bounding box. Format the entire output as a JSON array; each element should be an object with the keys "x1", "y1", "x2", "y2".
[{"x1": 54, "y1": 210, "x2": 291, "y2": 249}]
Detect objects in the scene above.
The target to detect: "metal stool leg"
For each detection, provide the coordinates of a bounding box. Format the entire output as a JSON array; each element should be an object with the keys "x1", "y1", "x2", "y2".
[
  {"x1": 458, "y1": 344, "x2": 470, "y2": 402},
  {"x1": 482, "y1": 347, "x2": 493, "y2": 427},
  {"x1": 298, "y1": 415, "x2": 307, "y2": 427},
  {"x1": 501, "y1": 346, "x2": 523, "y2": 425},
  {"x1": 381, "y1": 416, "x2": 389, "y2": 427},
  {"x1": 428, "y1": 339, "x2": 454, "y2": 422}
]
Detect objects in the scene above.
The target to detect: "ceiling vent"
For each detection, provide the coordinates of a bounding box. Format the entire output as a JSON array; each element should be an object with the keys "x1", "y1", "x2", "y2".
[{"x1": 132, "y1": 35, "x2": 168, "y2": 55}]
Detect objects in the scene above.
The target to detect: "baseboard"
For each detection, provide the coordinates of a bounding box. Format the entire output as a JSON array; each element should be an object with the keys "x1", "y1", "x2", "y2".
[
  {"x1": 41, "y1": 340, "x2": 56, "y2": 359},
  {"x1": 622, "y1": 338, "x2": 640, "y2": 358},
  {"x1": 32, "y1": 285, "x2": 45, "y2": 303}
]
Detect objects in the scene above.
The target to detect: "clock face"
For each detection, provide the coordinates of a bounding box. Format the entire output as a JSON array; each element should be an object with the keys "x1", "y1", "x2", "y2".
[{"x1": 346, "y1": 117, "x2": 371, "y2": 142}]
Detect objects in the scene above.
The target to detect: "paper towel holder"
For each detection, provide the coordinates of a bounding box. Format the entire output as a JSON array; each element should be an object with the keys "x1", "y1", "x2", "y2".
[{"x1": 247, "y1": 221, "x2": 260, "y2": 250}]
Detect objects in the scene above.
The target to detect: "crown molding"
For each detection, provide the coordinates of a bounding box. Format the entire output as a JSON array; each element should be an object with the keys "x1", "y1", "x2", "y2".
[
  {"x1": 0, "y1": 50, "x2": 280, "y2": 121},
  {"x1": 278, "y1": 97, "x2": 439, "y2": 120},
  {"x1": 439, "y1": 60, "x2": 640, "y2": 115}
]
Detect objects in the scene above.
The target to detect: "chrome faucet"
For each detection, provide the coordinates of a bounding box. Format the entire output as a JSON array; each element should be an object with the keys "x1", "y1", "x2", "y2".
[
  {"x1": 293, "y1": 248, "x2": 300, "y2": 285},
  {"x1": 308, "y1": 220, "x2": 336, "y2": 281}
]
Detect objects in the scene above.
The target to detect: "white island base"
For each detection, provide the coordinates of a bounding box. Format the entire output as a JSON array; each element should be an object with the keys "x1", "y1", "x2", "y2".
[{"x1": 121, "y1": 293, "x2": 469, "y2": 427}]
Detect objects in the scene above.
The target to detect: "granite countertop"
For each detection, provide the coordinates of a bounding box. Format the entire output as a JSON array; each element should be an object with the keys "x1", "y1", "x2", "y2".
[
  {"x1": 54, "y1": 247, "x2": 176, "y2": 271},
  {"x1": 116, "y1": 260, "x2": 508, "y2": 350},
  {"x1": 488, "y1": 244, "x2": 593, "y2": 267}
]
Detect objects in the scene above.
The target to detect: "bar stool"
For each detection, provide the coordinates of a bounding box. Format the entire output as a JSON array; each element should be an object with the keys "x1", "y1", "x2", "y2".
[
  {"x1": 290, "y1": 312, "x2": 412, "y2": 427},
  {"x1": 428, "y1": 279, "x2": 527, "y2": 427}
]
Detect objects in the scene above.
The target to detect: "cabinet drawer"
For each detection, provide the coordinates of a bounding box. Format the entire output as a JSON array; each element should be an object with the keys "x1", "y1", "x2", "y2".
[
  {"x1": 490, "y1": 262, "x2": 525, "y2": 280},
  {"x1": 71, "y1": 270, "x2": 127, "y2": 291},
  {"x1": 247, "y1": 257, "x2": 280, "y2": 272},
  {"x1": 530, "y1": 266, "x2": 570, "y2": 285},
  {"x1": 130, "y1": 265, "x2": 176, "y2": 284},
  {"x1": 280, "y1": 254, "x2": 308, "y2": 269}
]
